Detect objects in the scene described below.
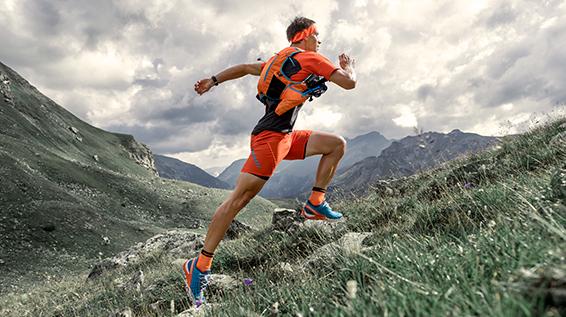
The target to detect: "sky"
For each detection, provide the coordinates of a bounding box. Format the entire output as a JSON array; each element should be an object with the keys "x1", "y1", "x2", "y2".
[{"x1": 1, "y1": 0, "x2": 565, "y2": 170}]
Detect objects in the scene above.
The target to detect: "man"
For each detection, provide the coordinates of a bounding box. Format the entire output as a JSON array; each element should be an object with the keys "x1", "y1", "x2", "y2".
[{"x1": 183, "y1": 16, "x2": 356, "y2": 306}]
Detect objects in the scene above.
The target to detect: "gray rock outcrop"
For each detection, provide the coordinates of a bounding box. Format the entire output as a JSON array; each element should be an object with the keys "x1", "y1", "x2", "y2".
[
  {"x1": 119, "y1": 134, "x2": 158, "y2": 175},
  {"x1": 88, "y1": 230, "x2": 202, "y2": 279}
]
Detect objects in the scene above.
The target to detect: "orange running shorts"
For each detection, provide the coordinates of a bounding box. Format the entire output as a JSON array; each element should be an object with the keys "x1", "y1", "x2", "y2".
[{"x1": 241, "y1": 130, "x2": 313, "y2": 180}]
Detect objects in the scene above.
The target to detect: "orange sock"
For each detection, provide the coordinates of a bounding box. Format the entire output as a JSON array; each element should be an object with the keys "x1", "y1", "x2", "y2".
[
  {"x1": 309, "y1": 190, "x2": 325, "y2": 206},
  {"x1": 196, "y1": 250, "x2": 213, "y2": 272}
]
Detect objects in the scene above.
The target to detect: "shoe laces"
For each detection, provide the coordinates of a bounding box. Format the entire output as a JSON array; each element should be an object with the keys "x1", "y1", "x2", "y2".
[{"x1": 199, "y1": 271, "x2": 211, "y2": 291}]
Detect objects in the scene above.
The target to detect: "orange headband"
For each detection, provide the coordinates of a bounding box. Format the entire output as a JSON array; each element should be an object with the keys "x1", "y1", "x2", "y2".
[{"x1": 290, "y1": 24, "x2": 317, "y2": 43}]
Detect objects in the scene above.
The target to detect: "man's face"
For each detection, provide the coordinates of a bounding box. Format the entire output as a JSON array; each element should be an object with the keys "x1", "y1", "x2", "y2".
[{"x1": 305, "y1": 31, "x2": 320, "y2": 52}]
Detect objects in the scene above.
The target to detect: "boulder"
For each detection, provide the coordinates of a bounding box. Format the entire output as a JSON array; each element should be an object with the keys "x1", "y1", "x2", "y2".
[
  {"x1": 119, "y1": 135, "x2": 158, "y2": 175},
  {"x1": 88, "y1": 230, "x2": 202, "y2": 279},
  {"x1": 207, "y1": 274, "x2": 239, "y2": 294},
  {"x1": 303, "y1": 232, "x2": 372, "y2": 267},
  {"x1": 271, "y1": 208, "x2": 304, "y2": 232},
  {"x1": 515, "y1": 264, "x2": 566, "y2": 311},
  {"x1": 225, "y1": 219, "x2": 252, "y2": 239}
]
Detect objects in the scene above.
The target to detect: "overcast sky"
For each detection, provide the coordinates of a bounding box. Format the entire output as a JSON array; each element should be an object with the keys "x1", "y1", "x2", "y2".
[{"x1": 1, "y1": 0, "x2": 565, "y2": 169}]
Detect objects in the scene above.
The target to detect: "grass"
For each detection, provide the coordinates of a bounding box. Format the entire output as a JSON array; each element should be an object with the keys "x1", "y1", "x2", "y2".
[{"x1": 0, "y1": 118, "x2": 565, "y2": 316}]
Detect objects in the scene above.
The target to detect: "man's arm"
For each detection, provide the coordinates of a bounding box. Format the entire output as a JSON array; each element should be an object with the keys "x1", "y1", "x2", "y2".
[
  {"x1": 329, "y1": 53, "x2": 356, "y2": 90},
  {"x1": 194, "y1": 62, "x2": 263, "y2": 95}
]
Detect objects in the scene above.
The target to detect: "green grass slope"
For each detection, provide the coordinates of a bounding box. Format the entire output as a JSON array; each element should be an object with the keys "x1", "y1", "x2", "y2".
[
  {"x1": 3, "y1": 118, "x2": 563, "y2": 316},
  {"x1": 0, "y1": 62, "x2": 277, "y2": 292}
]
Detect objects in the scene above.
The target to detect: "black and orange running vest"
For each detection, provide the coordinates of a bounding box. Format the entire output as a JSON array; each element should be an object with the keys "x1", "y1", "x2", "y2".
[{"x1": 252, "y1": 47, "x2": 327, "y2": 135}]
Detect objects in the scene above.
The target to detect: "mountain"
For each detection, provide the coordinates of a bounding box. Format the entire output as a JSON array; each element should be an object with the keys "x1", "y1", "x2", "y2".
[
  {"x1": 333, "y1": 129, "x2": 501, "y2": 195},
  {"x1": 339, "y1": 131, "x2": 392, "y2": 171},
  {"x1": 205, "y1": 165, "x2": 226, "y2": 177},
  {"x1": 0, "y1": 62, "x2": 276, "y2": 290},
  {"x1": 217, "y1": 158, "x2": 247, "y2": 187},
  {"x1": 154, "y1": 154, "x2": 231, "y2": 189}
]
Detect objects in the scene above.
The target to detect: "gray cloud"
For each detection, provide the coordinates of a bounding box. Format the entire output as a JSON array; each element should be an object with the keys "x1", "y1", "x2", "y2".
[{"x1": 1, "y1": 0, "x2": 565, "y2": 168}]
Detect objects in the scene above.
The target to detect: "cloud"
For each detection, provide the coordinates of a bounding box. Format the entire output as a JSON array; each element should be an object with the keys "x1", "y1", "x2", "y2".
[{"x1": 1, "y1": 0, "x2": 565, "y2": 169}]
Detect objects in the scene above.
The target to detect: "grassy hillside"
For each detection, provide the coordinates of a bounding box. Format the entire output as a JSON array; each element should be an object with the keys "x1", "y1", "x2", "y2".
[
  {"x1": 1, "y1": 117, "x2": 563, "y2": 316},
  {"x1": 0, "y1": 62, "x2": 277, "y2": 292}
]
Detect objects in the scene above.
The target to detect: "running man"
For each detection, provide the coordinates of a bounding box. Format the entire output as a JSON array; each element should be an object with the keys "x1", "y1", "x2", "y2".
[{"x1": 183, "y1": 16, "x2": 356, "y2": 306}]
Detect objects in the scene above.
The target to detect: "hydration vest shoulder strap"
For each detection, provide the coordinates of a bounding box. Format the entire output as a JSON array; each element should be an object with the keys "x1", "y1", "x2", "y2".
[{"x1": 257, "y1": 47, "x2": 303, "y2": 96}]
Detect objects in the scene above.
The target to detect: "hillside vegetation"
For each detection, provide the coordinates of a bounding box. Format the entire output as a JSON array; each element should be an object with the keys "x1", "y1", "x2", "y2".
[
  {"x1": 0, "y1": 62, "x2": 277, "y2": 292},
  {"x1": 1, "y1": 116, "x2": 564, "y2": 316}
]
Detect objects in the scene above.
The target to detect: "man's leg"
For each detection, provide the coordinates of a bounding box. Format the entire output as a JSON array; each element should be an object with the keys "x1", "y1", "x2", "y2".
[
  {"x1": 300, "y1": 131, "x2": 346, "y2": 220},
  {"x1": 305, "y1": 131, "x2": 347, "y2": 191},
  {"x1": 183, "y1": 172, "x2": 266, "y2": 303},
  {"x1": 202, "y1": 172, "x2": 267, "y2": 253}
]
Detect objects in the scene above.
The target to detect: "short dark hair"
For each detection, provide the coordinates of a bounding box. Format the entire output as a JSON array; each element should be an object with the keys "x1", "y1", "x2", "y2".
[{"x1": 286, "y1": 16, "x2": 316, "y2": 42}]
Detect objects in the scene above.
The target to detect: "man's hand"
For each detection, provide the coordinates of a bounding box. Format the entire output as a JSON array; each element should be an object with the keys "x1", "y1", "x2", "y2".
[
  {"x1": 194, "y1": 78, "x2": 214, "y2": 95},
  {"x1": 339, "y1": 53, "x2": 355, "y2": 71},
  {"x1": 329, "y1": 53, "x2": 357, "y2": 90}
]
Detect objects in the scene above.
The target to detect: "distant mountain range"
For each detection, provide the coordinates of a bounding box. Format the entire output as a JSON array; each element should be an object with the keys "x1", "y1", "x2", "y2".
[
  {"x1": 333, "y1": 129, "x2": 501, "y2": 195},
  {"x1": 214, "y1": 131, "x2": 392, "y2": 198},
  {"x1": 217, "y1": 158, "x2": 247, "y2": 187},
  {"x1": 212, "y1": 129, "x2": 499, "y2": 199},
  {"x1": 205, "y1": 166, "x2": 226, "y2": 177},
  {"x1": 154, "y1": 154, "x2": 230, "y2": 189}
]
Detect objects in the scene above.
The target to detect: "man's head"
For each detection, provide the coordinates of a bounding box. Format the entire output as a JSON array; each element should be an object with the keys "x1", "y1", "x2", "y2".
[{"x1": 287, "y1": 16, "x2": 320, "y2": 52}]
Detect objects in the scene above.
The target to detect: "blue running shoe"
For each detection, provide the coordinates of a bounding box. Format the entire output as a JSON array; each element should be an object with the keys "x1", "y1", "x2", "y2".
[
  {"x1": 301, "y1": 200, "x2": 343, "y2": 221},
  {"x1": 182, "y1": 257, "x2": 211, "y2": 307}
]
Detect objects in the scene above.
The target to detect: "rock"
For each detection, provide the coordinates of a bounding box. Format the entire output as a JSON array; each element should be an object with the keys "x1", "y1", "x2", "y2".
[
  {"x1": 76, "y1": 136, "x2": 83, "y2": 142},
  {"x1": 171, "y1": 258, "x2": 186, "y2": 267},
  {"x1": 150, "y1": 300, "x2": 168, "y2": 313},
  {"x1": 269, "y1": 261, "x2": 302, "y2": 279},
  {"x1": 303, "y1": 232, "x2": 372, "y2": 267},
  {"x1": 225, "y1": 219, "x2": 252, "y2": 239},
  {"x1": 69, "y1": 126, "x2": 79, "y2": 134},
  {"x1": 114, "y1": 307, "x2": 133, "y2": 317},
  {"x1": 207, "y1": 274, "x2": 238, "y2": 294},
  {"x1": 339, "y1": 232, "x2": 372, "y2": 255},
  {"x1": 120, "y1": 270, "x2": 144, "y2": 292},
  {"x1": 102, "y1": 236, "x2": 110, "y2": 245},
  {"x1": 119, "y1": 135, "x2": 158, "y2": 175},
  {"x1": 303, "y1": 242, "x2": 340, "y2": 268},
  {"x1": 88, "y1": 230, "x2": 202, "y2": 279},
  {"x1": 93, "y1": 155, "x2": 100, "y2": 162},
  {"x1": 41, "y1": 224, "x2": 56, "y2": 232},
  {"x1": 515, "y1": 264, "x2": 566, "y2": 311},
  {"x1": 271, "y1": 208, "x2": 304, "y2": 232},
  {"x1": 277, "y1": 262, "x2": 294, "y2": 273},
  {"x1": 0, "y1": 259, "x2": 4, "y2": 265}
]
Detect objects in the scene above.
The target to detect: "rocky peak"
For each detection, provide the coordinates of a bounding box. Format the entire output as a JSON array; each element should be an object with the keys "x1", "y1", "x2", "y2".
[{"x1": 118, "y1": 134, "x2": 158, "y2": 176}]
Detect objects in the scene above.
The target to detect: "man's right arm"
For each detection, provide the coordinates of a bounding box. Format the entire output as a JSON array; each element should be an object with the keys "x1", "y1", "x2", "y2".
[
  {"x1": 329, "y1": 53, "x2": 356, "y2": 90},
  {"x1": 194, "y1": 62, "x2": 264, "y2": 95}
]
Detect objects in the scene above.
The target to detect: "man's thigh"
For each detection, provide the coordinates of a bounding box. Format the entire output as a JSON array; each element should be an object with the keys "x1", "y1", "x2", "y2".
[
  {"x1": 231, "y1": 172, "x2": 267, "y2": 198},
  {"x1": 304, "y1": 130, "x2": 345, "y2": 157}
]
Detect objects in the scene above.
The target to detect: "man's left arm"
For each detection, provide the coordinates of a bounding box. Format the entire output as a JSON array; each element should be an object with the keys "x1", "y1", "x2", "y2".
[{"x1": 194, "y1": 62, "x2": 263, "y2": 95}]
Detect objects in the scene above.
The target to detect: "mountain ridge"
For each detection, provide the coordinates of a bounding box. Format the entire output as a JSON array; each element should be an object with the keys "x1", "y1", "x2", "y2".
[{"x1": 0, "y1": 61, "x2": 276, "y2": 291}]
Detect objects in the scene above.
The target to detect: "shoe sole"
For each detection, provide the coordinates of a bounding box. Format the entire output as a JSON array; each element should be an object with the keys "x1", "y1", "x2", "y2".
[{"x1": 301, "y1": 207, "x2": 344, "y2": 222}]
